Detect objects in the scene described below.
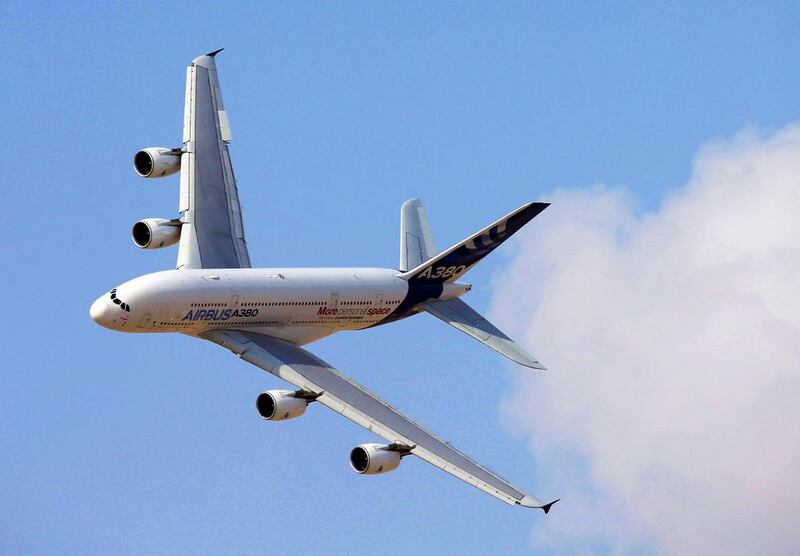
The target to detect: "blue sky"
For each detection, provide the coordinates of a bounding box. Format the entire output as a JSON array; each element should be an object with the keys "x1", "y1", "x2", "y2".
[{"x1": 1, "y1": 3, "x2": 798, "y2": 554}]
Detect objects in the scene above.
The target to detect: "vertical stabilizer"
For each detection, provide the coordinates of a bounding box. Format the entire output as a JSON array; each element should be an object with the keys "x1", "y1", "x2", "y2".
[{"x1": 400, "y1": 198, "x2": 437, "y2": 271}]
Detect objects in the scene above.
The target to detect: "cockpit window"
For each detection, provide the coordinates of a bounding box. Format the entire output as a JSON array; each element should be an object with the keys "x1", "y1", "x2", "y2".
[{"x1": 109, "y1": 290, "x2": 131, "y2": 312}]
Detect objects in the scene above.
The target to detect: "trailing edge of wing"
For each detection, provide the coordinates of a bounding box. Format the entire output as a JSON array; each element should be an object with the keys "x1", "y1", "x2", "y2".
[{"x1": 198, "y1": 329, "x2": 553, "y2": 510}]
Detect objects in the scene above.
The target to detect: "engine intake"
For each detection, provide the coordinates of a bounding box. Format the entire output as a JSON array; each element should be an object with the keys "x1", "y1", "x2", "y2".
[
  {"x1": 349, "y1": 443, "x2": 402, "y2": 475},
  {"x1": 134, "y1": 147, "x2": 182, "y2": 178},
  {"x1": 256, "y1": 390, "x2": 308, "y2": 421},
  {"x1": 131, "y1": 218, "x2": 181, "y2": 249}
]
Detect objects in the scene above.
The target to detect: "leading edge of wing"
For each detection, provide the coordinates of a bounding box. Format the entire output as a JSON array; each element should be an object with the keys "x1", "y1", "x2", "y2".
[{"x1": 197, "y1": 329, "x2": 555, "y2": 511}]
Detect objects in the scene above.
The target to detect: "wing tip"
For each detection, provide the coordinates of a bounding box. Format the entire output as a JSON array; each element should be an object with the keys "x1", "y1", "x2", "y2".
[
  {"x1": 540, "y1": 499, "x2": 560, "y2": 514},
  {"x1": 401, "y1": 197, "x2": 423, "y2": 208},
  {"x1": 520, "y1": 359, "x2": 548, "y2": 371},
  {"x1": 509, "y1": 350, "x2": 547, "y2": 370},
  {"x1": 519, "y1": 496, "x2": 560, "y2": 513},
  {"x1": 192, "y1": 49, "x2": 224, "y2": 68}
]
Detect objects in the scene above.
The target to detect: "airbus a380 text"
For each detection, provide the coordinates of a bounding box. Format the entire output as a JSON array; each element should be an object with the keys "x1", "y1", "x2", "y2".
[{"x1": 90, "y1": 50, "x2": 557, "y2": 512}]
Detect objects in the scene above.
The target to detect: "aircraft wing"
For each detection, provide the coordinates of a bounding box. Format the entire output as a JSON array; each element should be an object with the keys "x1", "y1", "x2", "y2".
[
  {"x1": 176, "y1": 50, "x2": 251, "y2": 270},
  {"x1": 199, "y1": 329, "x2": 557, "y2": 511}
]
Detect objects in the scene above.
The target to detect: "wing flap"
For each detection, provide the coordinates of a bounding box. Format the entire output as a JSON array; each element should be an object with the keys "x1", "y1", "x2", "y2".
[{"x1": 199, "y1": 329, "x2": 551, "y2": 509}]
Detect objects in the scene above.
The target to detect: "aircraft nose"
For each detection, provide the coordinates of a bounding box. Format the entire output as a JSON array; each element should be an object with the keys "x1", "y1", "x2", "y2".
[{"x1": 90, "y1": 296, "x2": 110, "y2": 327}]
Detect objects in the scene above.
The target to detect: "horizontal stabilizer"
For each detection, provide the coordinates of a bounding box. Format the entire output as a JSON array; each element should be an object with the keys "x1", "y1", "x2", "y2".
[{"x1": 421, "y1": 298, "x2": 546, "y2": 370}]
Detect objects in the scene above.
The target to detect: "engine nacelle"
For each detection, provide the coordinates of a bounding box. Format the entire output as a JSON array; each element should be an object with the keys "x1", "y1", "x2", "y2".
[
  {"x1": 131, "y1": 218, "x2": 181, "y2": 249},
  {"x1": 349, "y1": 443, "x2": 402, "y2": 475},
  {"x1": 256, "y1": 390, "x2": 308, "y2": 421},
  {"x1": 134, "y1": 147, "x2": 182, "y2": 178}
]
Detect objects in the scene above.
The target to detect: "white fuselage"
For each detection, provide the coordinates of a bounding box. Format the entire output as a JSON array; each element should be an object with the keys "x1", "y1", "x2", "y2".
[{"x1": 91, "y1": 268, "x2": 422, "y2": 345}]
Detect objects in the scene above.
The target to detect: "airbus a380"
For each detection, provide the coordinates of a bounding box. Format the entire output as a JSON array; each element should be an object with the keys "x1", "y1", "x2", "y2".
[{"x1": 90, "y1": 50, "x2": 557, "y2": 512}]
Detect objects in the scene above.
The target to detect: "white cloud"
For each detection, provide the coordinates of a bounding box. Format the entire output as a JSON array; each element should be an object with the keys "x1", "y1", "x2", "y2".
[{"x1": 491, "y1": 125, "x2": 800, "y2": 554}]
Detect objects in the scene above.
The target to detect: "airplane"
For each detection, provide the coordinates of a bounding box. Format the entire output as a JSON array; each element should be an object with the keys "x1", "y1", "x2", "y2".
[{"x1": 90, "y1": 50, "x2": 558, "y2": 513}]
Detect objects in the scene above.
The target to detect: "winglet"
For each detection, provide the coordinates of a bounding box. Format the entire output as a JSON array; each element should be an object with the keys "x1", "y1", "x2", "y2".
[
  {"x1": 519, "y1": 495, "x2": 560, "y2": 513},
  {"x1": 206, "y1": 48, "x2": 224, "y2": 57},
  {"x1": 540, "y1": 499, "x2": 560, "y2": 514}
]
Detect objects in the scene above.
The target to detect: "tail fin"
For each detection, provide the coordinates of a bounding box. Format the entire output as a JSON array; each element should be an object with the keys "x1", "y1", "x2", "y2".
[
  {"x1": 400, "y1": 198, "x2": 437, "y2": 271},
  {"x1": 399, "y1": 202, "x2": 549, "y2": 283}
]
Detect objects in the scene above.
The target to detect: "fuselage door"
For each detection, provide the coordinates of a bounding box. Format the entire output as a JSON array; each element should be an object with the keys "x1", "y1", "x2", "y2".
[
  {"x1": 137, "y1": 313, "x2": 153, "y2": 329},
  {"x1": 328, "y1": 293, "x2": 340, "y2": 329}
]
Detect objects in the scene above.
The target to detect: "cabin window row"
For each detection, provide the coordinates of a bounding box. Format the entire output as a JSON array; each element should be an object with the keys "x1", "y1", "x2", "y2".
[
  {"x1": 187, "y1": 299, "x2": 403, "y2": 309},
  {"x1": 241, "y1": 301, "x2": 326, "y2": 307}
]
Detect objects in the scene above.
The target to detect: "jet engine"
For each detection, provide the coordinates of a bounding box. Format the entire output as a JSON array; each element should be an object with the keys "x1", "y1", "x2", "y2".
[
  {"x1": 349, "y1": 443, "x2": 402, "y2": 475},
  {"x1": 131, "y1": 218, "x2": 181, "y2": 249},
  {"x1": 133, "y1": 147, "x2": 182, "y2": 178},
  {"x1": 256, "y1": 390, "x2": 309, "y2": 421}
]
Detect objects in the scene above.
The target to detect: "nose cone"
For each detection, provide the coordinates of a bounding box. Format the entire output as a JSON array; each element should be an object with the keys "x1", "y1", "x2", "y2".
[{"x1": 90, "y1": 296, "x2": 111, "y2": 328}]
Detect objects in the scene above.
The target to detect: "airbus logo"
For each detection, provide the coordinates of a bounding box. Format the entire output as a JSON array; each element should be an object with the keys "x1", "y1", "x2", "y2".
[{"x1": 182, "y1": 308, "x2": 259, "y2": 321}]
